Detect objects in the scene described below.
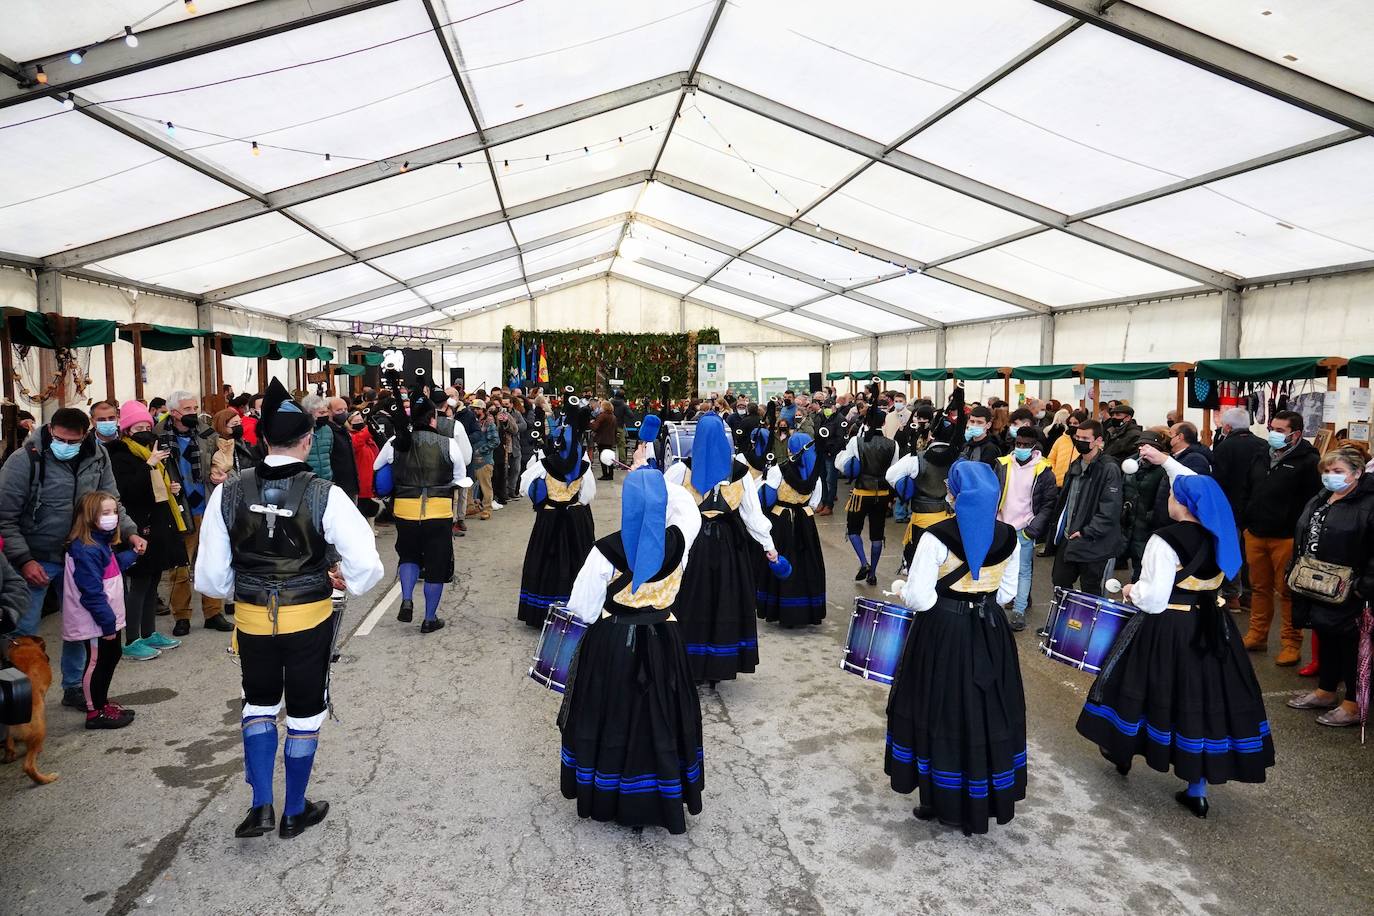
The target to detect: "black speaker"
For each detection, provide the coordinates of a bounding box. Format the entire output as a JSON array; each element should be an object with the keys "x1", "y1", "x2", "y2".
[
  {"x1": 450, "y1": 368, "x2": 465, "y2": 388},
  {"x1": 808, "y1": 371, "x2": 823, "y2": 393}
]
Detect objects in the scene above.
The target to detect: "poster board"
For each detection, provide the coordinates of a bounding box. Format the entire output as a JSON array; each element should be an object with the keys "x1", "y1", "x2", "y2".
[
  {"x1": 729, "y1": 380, "x2": 759, "y2": 401},
  {"x1": 760, "y1": 377, "x2": 789, "y2": 402},
  {"x1": 697, "y1": 344, "x2": 727, "y2": 397}
]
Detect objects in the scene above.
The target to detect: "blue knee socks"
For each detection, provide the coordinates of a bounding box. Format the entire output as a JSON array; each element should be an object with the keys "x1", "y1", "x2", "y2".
[
  {"x1": 848, "y1": 534, "x2": 868, "y2": 567},
  {"x1": 242, "y1": 716, "x2": 277, "y2": 808},
  {"x1": 1186, "y1": 778, "x2": 1207, "y2": 798},
  {"x1": 283, "y1": 729, "x2": 319, "y2": 818},
  {"x1": 423, "y1": 582, "x2": 443, "y2": 621},
  {"x1": 869, "y1": 540, "x2": 884, "y2": 570},
  {"x1": 398, "y1": 562, "x2": 420, "y2": 601}
]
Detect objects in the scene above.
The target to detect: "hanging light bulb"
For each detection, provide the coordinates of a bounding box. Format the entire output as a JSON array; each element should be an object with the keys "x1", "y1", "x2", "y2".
[
  {"x1": 503, "y1": 159, "x2": 509, "y2": 170},
  {"x1": 400, "y1": 160, "x2": 410, "y2": 173},
  {"x1": 61, "y1": 94, "x2": 74, "y2": 111},
  {"x1": 124, "y1": 26, "x2": 139, "y2": 47},
  {"x1": 184, "y1": 0, "x2": 198, "y2": 14},
  {"x1": 34, "y1": 65, "x2": 47, "y2": 85},
  {"x1": 69, "y1": 49, "x2": 86, "y2": 65},
  {"x1": 251, "y1": 141, "x2": 260, "y2": 157}
]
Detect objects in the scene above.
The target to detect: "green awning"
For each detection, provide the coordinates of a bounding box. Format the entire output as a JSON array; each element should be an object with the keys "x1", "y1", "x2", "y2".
[
  {"x1": 312, "y1": 346, "x2": 335, "y2": 362},
  {"x1": 222, "y1": 335, "x2": 271, "y2": 359},
  {"x1": 1013, "y1": 363, "x2": 1078, "y2": 381},
  {"x1": 274, "y1": 341, "x2": 307, "y2": 360},
  {"x1": 824, "y1": 371, "x2": 848, "y2": 381},
  {"x1": 1084, "y1": 361, "x2": 1176, "y2": 381},
  {"x1": 909, "y1": 368, "x2": 950, "y2": 382},
  {"x1": 953, "y1": 367, "x2": 1003, "y2": 381},
  {"x1": 1195, "y1": 357, "x2": 1334, "y2": 382},
  {"x1": 360, "y1": 351, "x2": 385, "y2": 366},
  {"x1": 1348, "y1": 356, "x2": 1374, "y2": 378},
  {"x1": 118, "y1": 324, "x2": 210, "y2": 352},
  {"x1": 335, "y1": 364, "x2": 366, "y2": 377},
  {"x1": 8, "y1": 313, "x2": 118, "y2": 349}
]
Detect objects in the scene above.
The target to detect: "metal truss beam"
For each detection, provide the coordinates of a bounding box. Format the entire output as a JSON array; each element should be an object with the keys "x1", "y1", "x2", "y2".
[
  {"x1": 0, "y1": 0, "x2": 403, "y2": 110},
  {"x1": 1030, "y1": 1, "x2": 1374, "y2": 134},
  {"x1": 44, "y1": 74, "x2": 683, "y2": 268}
]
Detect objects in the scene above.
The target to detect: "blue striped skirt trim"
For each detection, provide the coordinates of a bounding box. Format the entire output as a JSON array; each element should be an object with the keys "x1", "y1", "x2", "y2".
[
  {"x1": 519, "y1": 591, "x2": 570, "y2": 609},
  {"x1": 1082, "y1": 702, "x2": 1271, "y2": 754},
  {"x1": 685, "y1": 639, "x2": 759, "y2": 656},
  {"x1": 886, "y1": 734, "x2": 1026, "y2": 799},
  {"x1": 561, "y1": 746, "x2": 704, "y2": 797},
  {"x1": 754, "y1": 591, "x2": 826, "y2": 607}
]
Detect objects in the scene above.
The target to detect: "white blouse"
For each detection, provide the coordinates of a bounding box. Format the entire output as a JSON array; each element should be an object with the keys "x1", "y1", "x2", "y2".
[
  {"x1": 895, "y1": 529, "x2": 1019, "y2": 612},
  {"x1": 517, "y1": 455, "x2": 596, "y2": 506},
  {"x1": 885, "y1": 453, "x2": 921, "y2": 488},
  {"x1": 664, "y1": 460, "x2": 776, "y2": 553},
  {"x1": 565, "y1": 483, "x2": 702, "y2": 624},
  {"x1": 763, "y1": 464, "x2": 823, "y2": 509},
  {"x1": 1128, "y1": 454, "x2": 1198, "y2": 615}
]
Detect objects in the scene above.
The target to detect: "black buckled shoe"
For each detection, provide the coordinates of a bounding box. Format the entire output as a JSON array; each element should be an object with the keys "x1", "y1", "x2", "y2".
[
  {"x1": 204, "y1": 614, "x2": 234, "y2": 632},
  {"x1": 279, "y1": 799, "x2": 329, "y2": 838},
  {"x1": 1101, "y1": 747, "x2": 1130, "y2": 776},
  {"x1": 865, "y1": 571, "x2": 878, "y2": 587},
  {"x1": 397, "y1": 599, "x2": 413, "y2": 623},
  {"x1": 172, "y1": 619, "x2": 190, "y2": 637},
  {"x1": 235, "y1": 804, "x2": 276, "y2": 838},
  {"x1": 854, "y1": 565, "x2": 870, "y2": 582},
  {"x1": 912, "y1": 805, "x2": 935, "y2": 821},
  {"x1": 1174, "y1": 790, "x2": 1208, "y2": 819},
  {"x1": 419, "y1": 617, "x2": 445, "y2": 634}
]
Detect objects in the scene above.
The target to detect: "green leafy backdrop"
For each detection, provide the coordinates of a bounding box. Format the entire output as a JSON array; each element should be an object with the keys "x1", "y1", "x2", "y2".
[{"x1": 502, "y1": 326, "x2": 720, "y2": 399}]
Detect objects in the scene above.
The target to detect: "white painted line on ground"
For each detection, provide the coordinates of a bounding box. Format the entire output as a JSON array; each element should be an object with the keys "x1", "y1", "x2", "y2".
[{"x1": 355, "y1": 581, "x2": 401, "y2": 638}]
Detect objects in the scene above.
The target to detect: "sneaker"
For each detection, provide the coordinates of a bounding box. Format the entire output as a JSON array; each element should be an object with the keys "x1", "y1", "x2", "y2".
[
  {"x1": 454, "y1": 518, "x2": 467, "y2": 532},
  {"x1": 61, "y1": 686, "x2": 86, "y2": 709},
  {"x1": 121, "y1": 639, "x2": 161, "y2": 661},
  {"x1": 1008, "y1": 612, "x2": 1027, "y2": 632},
  {"x1": 145, "y1": 632, "x2": 182, "y2": 650},
  {"x1": 397, "y1": 599, "x2": 414, "y2": 623},
  {"x1": 172, "y1": 619, "x2": 190, "y2": 637},
  {"x1": 492, "y1": 501, "x2": 504, "y2": 511},
  {"x1": 86, "y1": 704, "x2": 135, "y2": 729},
  {"x1": 452, "y1": 523, "x2": 466, "y2": 538}
]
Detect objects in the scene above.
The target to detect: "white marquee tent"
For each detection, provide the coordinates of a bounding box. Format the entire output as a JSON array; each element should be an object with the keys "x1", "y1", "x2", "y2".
[{"x1": 3, "y1": 0, "x2": 1374, "y2": 421}]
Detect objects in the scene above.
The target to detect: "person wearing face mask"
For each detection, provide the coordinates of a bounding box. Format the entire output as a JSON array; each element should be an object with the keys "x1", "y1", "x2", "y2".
[
  {"x1": 107, "y1": 401, "x2": 191, "y2": 660},
  {"x1": 1040, "y1": 420, "x2": 1125, "y2": 637},
  {"x1": 156, "y1": 391, "x2": 231, "y2": 637},
  {"x1": 959, "y1": 407, "x2": 1003, "y2": 469},
  {"x1": 1102, "y1": 405, "x2": 1144, "y2": 466},
  {"x1": 209, "y1": 409, "x2": 258, "y2": 486},
  {"x1": 994, "y1": 426, "x2": 1059, "y2": 631},
  {"x1": 299, "y1": 395, "x2": 335, "y2": 483},
  {"x1": 1047, "y1": 409, "x2": 1087, "y2": 486},
  {"x1": 347, "y1": 411, "x2": 381, "y2": 522},
  {"x1": 0, "y1": 407, "x2": 147, "y2": 708},
  {"x1": 91, "y1": 400, "x2": 121, "y2": 445},
  {"x1": 1043, "y1": 406, "x2": 1070, "y2": 452},
  {"x1": 1238, "y1": 410, "x2": 1320, "y2": 666},
  {"x1": 1149, "y1": 422, "x2": 1213, "y2": 530},
  {"x1": 1211, "y1": 408, "x2": 1267, "y2": 613},
  {"x1": 1283, "y1": 448, "x2": 1374, "y2": 728},
  {"x1": 325, "y1": 397, "x2": 359, "y2": 507},
  {"x1": 813, "y1": 400, "x2": 845, "y2": 516}
]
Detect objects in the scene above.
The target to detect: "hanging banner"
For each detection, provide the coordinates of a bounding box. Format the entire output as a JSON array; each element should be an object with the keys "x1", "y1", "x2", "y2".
[
  {"x1": 1098, "y1": 381, "x2": 1136, "y2": 405},
  {"x1": 760, "y1": 377, "x2": 789, "y2": 402},
  {"x1": 728, "y1": 380, "x2": 759, "y2": 401},
  {"x1": 787, "y1": 379, "x2": 810, "y2": 394},
  {"x1": 697, "y1": 344, "x2": 727, "y2": 397}
]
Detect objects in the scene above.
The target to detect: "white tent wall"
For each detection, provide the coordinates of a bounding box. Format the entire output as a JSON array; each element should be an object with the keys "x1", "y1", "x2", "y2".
[
  {"x1": 0, "y1": 267, "x2": 36, "y2": 311},
  {"x1": 205, "y1": 306, "x2": 290, "y2": 396}
]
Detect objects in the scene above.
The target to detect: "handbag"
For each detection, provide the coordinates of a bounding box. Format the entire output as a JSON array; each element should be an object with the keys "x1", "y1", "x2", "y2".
[{"x1": 1287, "y1": 553, "x2": 1355, "y2": 604}]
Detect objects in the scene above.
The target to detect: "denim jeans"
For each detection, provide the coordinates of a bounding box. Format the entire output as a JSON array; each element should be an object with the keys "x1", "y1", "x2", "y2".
[
  {"x1": 16, "y1": 559, "x2": 83, "y2": 690},
  {"x1": 820, "y1": 460, "x2": 839, "y2": 508},
  {"x1": 1014, "y1": 529, "x2": 1035, "y2": 615}
]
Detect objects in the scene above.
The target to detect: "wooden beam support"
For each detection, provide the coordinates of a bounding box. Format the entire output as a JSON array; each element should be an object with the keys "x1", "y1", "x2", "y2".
[
  {"x1": 131, "y1": 328, "x2": 144, "y2": 401},
  {"x1": 103, "y1": 342, "x2": 116, "y2": 402}
]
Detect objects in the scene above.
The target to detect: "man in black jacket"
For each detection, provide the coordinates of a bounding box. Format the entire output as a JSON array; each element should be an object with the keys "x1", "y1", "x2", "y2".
[
  {"x1": 326, "y1": 397, "x2": 359, "y2": 504},
  {"x1": 1212, "y1": 408, "x2": 1269, "y2": 610},
  {"x1": 1039, "y1": 420, "x2": 1124, "y2": 636},
  {"x1": 1150, "y1": 421, "x2": 1213, "y2": 524},
  {"x1": 959, "y1": 406, "x2": 1003, "y2": 468},
  {"x1": 1241, "y1": 410, "x2": 1321, "y2": 666},
  {"x1": 813, "y1": 402, "x2": 846, "y2": 516},
  {"x1": 1101, "y1": 404, "x2": 1144, "y2": 465}
]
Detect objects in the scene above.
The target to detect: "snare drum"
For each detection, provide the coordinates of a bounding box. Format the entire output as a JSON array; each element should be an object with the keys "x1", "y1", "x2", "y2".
[
  {"x1": 841, "y1": 597, "x2": 914, "y2": 685},
  {"x1": 666, "y1": 421, "x2": 696, "y2": 464},
  {"x1": 529, "y1": 602, "x2": 589, "y2": 694},
  {"x1": 1039, "y1": 588, "x2": 1135, "y2": 674}
]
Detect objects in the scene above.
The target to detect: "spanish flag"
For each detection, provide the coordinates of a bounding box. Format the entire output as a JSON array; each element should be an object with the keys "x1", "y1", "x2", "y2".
[{"x1": 537, "y1": 341, "x2": 549, "y2": 384}]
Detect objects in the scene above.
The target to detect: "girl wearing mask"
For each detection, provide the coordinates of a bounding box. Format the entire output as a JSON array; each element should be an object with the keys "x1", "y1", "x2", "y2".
[
  {"x1": 1047, "y1": 409, "x2": 1087, "y2": 486},
  {"x1": 106, "y1": 401, "x2": 189, "y2": 660},
  {"x1": 348, "y1": 410, "x2": 381, "y2": 519},
  {"x1": 63, "y1": 491, "x2": 141, "y2": 728},
  {"x1": 1285, "y1": 448, "x2": 1374, "y2": 728}
]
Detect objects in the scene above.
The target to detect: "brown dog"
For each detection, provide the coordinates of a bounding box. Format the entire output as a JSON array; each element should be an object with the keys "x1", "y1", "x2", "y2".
[{"x1": 3, "y1": 635, "x2": 57, "y2": 784}]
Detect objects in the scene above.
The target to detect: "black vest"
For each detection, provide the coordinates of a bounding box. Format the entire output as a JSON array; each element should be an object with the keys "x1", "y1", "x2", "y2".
[
  {"x1": 911, "y1": 443, "x2": 956, "y2": 514},
  {"x1": 226, "y1": 468, "x2": 332, "y2": 607},
  {"x1": 857, "y1": 432, "x2": 895, "y2": 491},
  {"x1": 393, "y1": 429, "x2": 454, "y2": 499},
  {"x1": 1154, "y1": 522, "x2": 1221, "y2": 607}
]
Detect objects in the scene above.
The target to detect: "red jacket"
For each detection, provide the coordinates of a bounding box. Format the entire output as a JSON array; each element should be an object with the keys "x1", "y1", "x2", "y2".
[{"x1": 351, "y1": 427, "x2": 380, "y2": 498}]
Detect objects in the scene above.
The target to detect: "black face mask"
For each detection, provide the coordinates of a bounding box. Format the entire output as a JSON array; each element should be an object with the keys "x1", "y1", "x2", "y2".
[
  {"x1": 332, "y1": 412, "x2": 348, "y2": 426},
  {"x1": 131, "y1": 430, "x2": 157, "y2": 447},
  {"x1": 1104, "y1": 417, "x2": 1122, "y2": 430},
  {"x1": 179, "y1": 414, "x2": 198, "y2": 429},
  {"x1": 351, "y1": 422, "x2": 366, "y2": 432},
  {"x1": 1072, "y1": 438, "x2": 1092, "y2": 455},
  {"x1": 230, "y1": 427, "x2": 244, "y2": 441}
]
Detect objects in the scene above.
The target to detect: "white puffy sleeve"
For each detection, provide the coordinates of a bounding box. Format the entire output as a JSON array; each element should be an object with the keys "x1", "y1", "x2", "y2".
[
  {"x1": 996, "y1": 535, "x2": 1020, "y2": 607},
  {"x1": 808, "y1": 478, "x2": 822, "y2": 509},
  {"x1": 835, "y1": 433, "x2": 859, "y2": 472},
  {"x1": 664, "y1": 461, "x2": 689, "y2": 488},
  {"x1": 373, "y1": 437, "x2": 396, "y2": 471},
  {"x1": 886, "y1": 453, "x2": 920, "y2": 487},
  {"x1": 1161, "y1": 454, "x2": 1196, "y2": 482},
  {"x1": 322, "y1": 485, "x2": 385, "y2": 596},
  {"x1": 519, "y1": 457, "x2": 546, "y2": 498},
  {"x1": 447, "y1": 435, "x2": 469, "y2": 487},
  {"x1": 896, "y1": 531, "x2": 946, "y2": 612},
  {"x1": 737, "y1": 471, "x2": 776, "y2": 554},
  {"x1": 567, "y1": 547, "x2": 614, "y2": 624},
  {"x1": 1130, "y1": 535, "x2": 1179, "y2": 615},
  {"x1": 577, "y1": 463, "x2": 596, "y2": 505},
  {"x1": 665, "y1": 479, "x2": 701, "y2": 561},
  {"x1": 764, "y1": 465, "x2": 783, "y2": 489},
  {"x1": 193, "y1": 484, "x2": 232, "y2": 600}
]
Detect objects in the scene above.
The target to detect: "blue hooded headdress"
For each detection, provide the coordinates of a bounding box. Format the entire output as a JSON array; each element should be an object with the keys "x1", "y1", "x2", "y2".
[
  {"x1": 543, "y1": 411, "x2": 585, "y2": 483},
  {"x1": 1172, "y1": 474, "x2": 1242, "y2": 579},
  {"x1": 788, "y1": 432, "x2": 815, "y2": 478},
  {"x1": 691, "y1": 412, "x2": 733, "y2": 493},
  {"x1": 622, "y1": 468, "x2": 668, "y2": 591},
  {"x1": 947, "y1": 460, "x2": 999, "y2": 580}
]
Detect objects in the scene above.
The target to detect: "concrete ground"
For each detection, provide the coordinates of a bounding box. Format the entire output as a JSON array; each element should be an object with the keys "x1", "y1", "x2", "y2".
[{"x1": 2, "y1": 480, "x2": 1372, "y2": 916}]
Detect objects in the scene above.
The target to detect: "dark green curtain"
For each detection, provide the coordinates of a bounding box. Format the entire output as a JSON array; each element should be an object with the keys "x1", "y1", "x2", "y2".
[
  {"x1": 1347, "y1": 356, "x2": 1374, "y2": 378},
  {"x1": 8, "y1": 313, "x2": 117, "y2": 349},
  {"x1": 1013, "y1": 363, "x2": 1077, "y2": 381},
  {"x1": 223, "y1": 336, "x2": 271, "y2": 359},
  {"x1": 824, "y1": 371, "x2": 848, "y2": 381},
  {"x1": 953, "y1": 367, "x2": 1003, "y2": 381},
  {"x1": 335, "y1": 364, "x2": 366, "y2": 377},
  {"x1": 118, "y1": 324, "x2": 209, "y2": 352},
  {"x1": 1084, "y1": 361, "x2": 1175, "y2": 381},
  {"x1": 312, "y1": 346, "x2": 335, "y2": 362},
  {"x1": 910, "y1": 368, "x2": 950, "y2": 381},
  {"x1": 273, "y1": 342, "x2": 307, "y2": 360},
  {"x1": 1195, "y1": 357, "x2": 1329, "y2": 382}
]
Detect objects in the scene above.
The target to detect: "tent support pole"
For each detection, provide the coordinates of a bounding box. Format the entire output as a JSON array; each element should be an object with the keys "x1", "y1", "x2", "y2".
[
  {"x1": 131, "y1": 329, "x2": 144, "y2": 402},
  {"x1": 0, "y1": 317, "x2": 13, "y2": 403},
  {"x1": 103, "y1": 343, "x2": 116, "y2": 402}
]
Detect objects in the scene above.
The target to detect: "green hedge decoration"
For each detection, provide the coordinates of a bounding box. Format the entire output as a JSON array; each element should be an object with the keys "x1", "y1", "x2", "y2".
[{"x1": 502, "y1": 327, "x2": 721, "y2": 399}]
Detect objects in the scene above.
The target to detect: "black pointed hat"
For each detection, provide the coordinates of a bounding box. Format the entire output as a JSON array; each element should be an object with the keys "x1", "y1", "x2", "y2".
[{"x1": 259, "y1": 377, "x2": 312, "y2": 446}]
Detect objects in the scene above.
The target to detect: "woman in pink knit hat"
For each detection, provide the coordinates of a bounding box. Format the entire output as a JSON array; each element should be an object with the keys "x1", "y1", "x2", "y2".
[{"x1": 105, "y1": 400, "x2": 190, "y2": 660}]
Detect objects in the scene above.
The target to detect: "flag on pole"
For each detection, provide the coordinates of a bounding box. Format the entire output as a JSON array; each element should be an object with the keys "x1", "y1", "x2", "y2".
[
  {"x1": 518, "y1": 340, "x2": 528, "y2": 388},
  {"x1": 537, "y1": 340, "x2": 549, "y2": 384}
]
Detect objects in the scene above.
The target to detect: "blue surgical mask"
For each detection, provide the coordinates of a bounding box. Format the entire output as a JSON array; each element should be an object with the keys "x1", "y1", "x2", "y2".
[
  {"x1": 50, "y1": 440, "x2": 80, "y2": 461},
  {"x1": 95, "y1": 420, "x2": 119, "y2": 439},
  {"x1": 964, "y1": 425, "x2": 982, "y2": 442},
  {"x1": 1267, "y1": 430, "x2": 1290, "y2": 450},
  {"x1": 1321, "y1": 472, "x2": 1351, "y2": 492},
  {"x1": 1013, "y1": 446, "x2": 1033, "y2": 462}
]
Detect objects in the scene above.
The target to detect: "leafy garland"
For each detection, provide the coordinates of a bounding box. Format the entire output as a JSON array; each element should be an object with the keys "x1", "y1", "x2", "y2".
[{"x1": 502, "y1": 326, "x2": 721, "y2": 400}]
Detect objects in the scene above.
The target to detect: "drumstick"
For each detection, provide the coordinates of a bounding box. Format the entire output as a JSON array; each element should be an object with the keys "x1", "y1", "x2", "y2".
[{"x1": 598, "y1": 448, "x2": 634, "y2": 471}]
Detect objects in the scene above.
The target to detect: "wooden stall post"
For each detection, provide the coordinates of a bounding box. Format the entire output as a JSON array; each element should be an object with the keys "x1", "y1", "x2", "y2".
[
  {"x1": 1075, "y1": 365, "x2": 1086, "y2": 410},
  {"x1": 256, "y1": 355, "x2": 269, "y2": 393},
  {"x1": 1, "y1": 314, "x2": 16, "y2": 403},
  {"x1": 1000, "y1": 367, "x2": 1012, "y2": 405},
  {"x1": 1203, "y1": 407, "x2": 1213, "y2": 446},
  {"x1": 1170, "y1": 362, "x2": 1194, "y2": 422},
  {"x1": 1091, "y1": 379, "x2": 1101, "y2": 416},
  {"x1": 916, "y1": 380, "x2": 923, "y2": 400},
  {"x1": 103, "y1": 342, "x2": 116, "y2": 402},
  {"x1": 1320, "y1": 358, "x2": 1349, "y2": 451},
  {"x1": 131, "y1": 328, "x2": 145, "y2": 401},
  {"x1": 199, "y1": 335, "x2": 214, "y2": 405},
  {"x1": 214, "y1": 335, "x2": 225, "y2": 398}
]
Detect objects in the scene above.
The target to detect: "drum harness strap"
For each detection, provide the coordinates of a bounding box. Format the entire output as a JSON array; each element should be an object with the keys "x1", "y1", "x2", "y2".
[
  {"x1": 1089, "y1": 546, "x2": 1210, "y2": 703},
  {"x1": 932, "y1": 562, "x2": 999, "y2": 627}
]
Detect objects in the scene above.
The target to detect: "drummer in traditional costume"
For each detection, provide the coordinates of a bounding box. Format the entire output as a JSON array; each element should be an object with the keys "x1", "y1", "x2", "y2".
[
  {"x1": 665, "y1": 413, "x2": 778, "y2": 684},
  {"x1": 517, "y1": 406, "x2": 596, "y2": 627},
  {"x1": 1076, "y1": 448, "x2": 1273, "y2": 818},
  {"x1": 887, "y1": 406, "x2": 958, "y2": 575},
  {"x1": 197, "y1": 379, "x2": 384, "y2": 839},
  {"x1": 756, "y1": 433, "x2": 826, "y2": 627},
  {"x1": 837, "y1": 406, "x2": 896, "y2": 586},
  {"x1": 558, "y1": 468, "x2": 703, "y2": 834},
  {"x1": 886, "y1": 460, "x2": 1025, "y2": 836}
]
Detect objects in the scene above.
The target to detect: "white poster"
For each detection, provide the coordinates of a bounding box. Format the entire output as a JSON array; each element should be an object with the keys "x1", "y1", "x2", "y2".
[
  {"x1": 760, "y1": 376, "x2": 789, "y2": 402},
  {"x1": 1351, "y1": 386, "x2": 1371, "y2": 417},
  {"x1": 1349, "y1": 422, "x2": 1370, "y2": 442},
  {"x1": 697, "y1": 344, "x2": 727, "y2": 397},
  {"x1": 1098, "y1": 381, "x2": 1136, "y2": 405},
  {"x1": 1293, "y1": 391, "x2": 1326, "y2": 435}
]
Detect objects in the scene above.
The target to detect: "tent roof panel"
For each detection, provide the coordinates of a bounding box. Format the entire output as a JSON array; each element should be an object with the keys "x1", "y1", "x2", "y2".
[
  {"x1": 412, "y1": 256, "x2": 524, "y2": 302},
  {"x1": 321, "y1": 289, "x2": 428, "y2": 322},
  {"x1": 765, "y1": 310, "x2": 860, "y2": 341},
  {"x1": 712, "y1": 259, "x2": 821, "y2": 305},
  {"x1": 862, "y1": 272, "x2": 1022, "y2": 323},
  {"x1": 2, "y1": 0, "x2": 259, "y2": 61},
  {"x1": 368, "y1": 223, "x2": 516, "y2": 279},
  {"x1": 508, "y1": 185, "x2": 640, "y2": 243},
  {"x1": 625, "y1": 224, "x2": 731, "y2": 274},
  {"x1": 611, "y1": 259, "x2": 698, "y2": 295},
  {"x1": 751, "y1": 228, "x2": 898, "y2": 286},
  {"x1": 688, "y1": 284, "x2": 777, "y2": 319},
  {"x1": 236, "y1": 262, "x2": 392, "y2": 316},
  {"x1": 801, "y1": 296, "x2": 922, "y2": 334},
  {"x1": 636, "y1": 181, "x2": 775, "y2": 249}
]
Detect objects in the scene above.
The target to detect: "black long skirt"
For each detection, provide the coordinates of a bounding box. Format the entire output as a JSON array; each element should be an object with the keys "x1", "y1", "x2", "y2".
[
  {"x1": 756, "y1": 505, "x2": 827, "y2": 628},
  {"x1": 1076, "y1": 609, "x2": 1274, "y2": 784},
  {"x1": 885, "y1": 598, "x2": 1028, "y2": 835},
  {"x1": 676, "y1": 515, "x2": 760, "y2": 682},
  {"x1": 558, "y1": 614, "x2": 704, "y2": 834},
  {"x1": 518, "y1": 502, "x2": 595, "y2": 627}
]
